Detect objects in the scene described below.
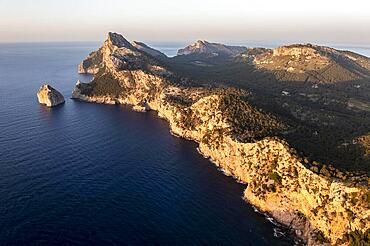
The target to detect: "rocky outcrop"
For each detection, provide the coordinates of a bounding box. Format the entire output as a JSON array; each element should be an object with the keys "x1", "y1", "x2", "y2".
[
  {"x1": 177, "y1": 40, "x2": 247, "y2": 56},
  {"x1": 37, "y1": 84, "x2": 65, "y2": 107},
  {"x1": 239, "y1": 44, "x2": 370, "y2": 83},
  {"x1": 78, "y1": 32, "x2": 137, "y2": 74},
  {"x1": 78, "y1": 50, "x2": 102, "y2": 74},
  {"x1": 72, "y1": 32, "x2": 370, "y2": 245}
]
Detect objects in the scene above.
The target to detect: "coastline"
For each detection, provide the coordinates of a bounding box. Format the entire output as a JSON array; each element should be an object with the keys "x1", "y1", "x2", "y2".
[
  {"x1": 71, "y1": 89, "x2": 369, "y2": 245},
  {"x1": 71, "y1": 95, "x2": 300, "y2": 242},
  {"x1": 71, "y1": 32, "x2": 370, "y2": 245}
]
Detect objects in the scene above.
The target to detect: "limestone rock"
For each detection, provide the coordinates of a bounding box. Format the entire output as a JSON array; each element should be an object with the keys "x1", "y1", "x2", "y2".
[
  {"x1": 132, "y1": 104, "x2": 148, "y2": 112},
  {"x1": 37, "y1": 84, "x2": 65, "y2": 107},
  {"x1": 177, "y1": 40, "x2": 246, "y2": 56},
  {"x1": 107, "y1": 32, "x2": 134, "y2": 49},
  {"x1": 71, "y1": 80, "x2": 82, "y2": 99},
  {"x1": 78, "y1": 50, "x2": 102, "y2": 74}
]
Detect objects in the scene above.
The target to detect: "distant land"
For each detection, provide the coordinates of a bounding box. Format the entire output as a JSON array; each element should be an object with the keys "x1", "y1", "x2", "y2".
[
  {"x1": 73, "y1": 32, "x2": 370, "y2": 245},
  {"x1": 146, "y1": 42, "x2": 370, "y2": 58}
]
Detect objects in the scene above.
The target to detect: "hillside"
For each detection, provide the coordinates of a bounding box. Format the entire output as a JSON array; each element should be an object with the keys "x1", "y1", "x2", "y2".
[
  {"x1": 177, "y1": 40, "x2": 247, "y2": 57},
  {"x1": 158, "y1": 42, "x2": 370, "y2": 174},
  {"x1": 241, "y1": 44, "x2": 370, "y2": 83},
  {"x1": 77, "y1": 34, "x2": 370, "y2": 174},
  {"x1": 74, "y1": 32, "x2": 370, "y2": 245}
]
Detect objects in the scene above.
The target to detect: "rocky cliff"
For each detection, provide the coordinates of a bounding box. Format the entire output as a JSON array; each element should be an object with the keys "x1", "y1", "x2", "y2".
[
  {"x1": 37, "y1": 84, "x2": 65, "y2": 107},
  {"x1": 72, "y1": 32, "x2": 370, "y2": 245}
]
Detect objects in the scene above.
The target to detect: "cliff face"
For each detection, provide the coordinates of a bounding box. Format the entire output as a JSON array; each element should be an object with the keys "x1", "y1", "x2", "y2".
[
  {"x1": 78, "y1": 49, "x2": 102, "y2": 74},
  {"x1": 72, "y1": 32, "x2": 370, "y2": 245}
]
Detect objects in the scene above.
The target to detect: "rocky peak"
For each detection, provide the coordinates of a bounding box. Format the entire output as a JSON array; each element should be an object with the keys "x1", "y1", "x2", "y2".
[
  {"x1": 177, "y1": 40, "x2": 247, "y2": 56},
  {"x1": 78, "y1": 33, "x2": 137, "y2": 75},
  {"x1": 106, "y1": 32, "x2": 135, "y2": 49},
  {"x1": 194, "y1": 39, "x2": 207, "y2": 47},
  {"x1": 79, "y1": 32, "x2": 171, "y2": 75}
]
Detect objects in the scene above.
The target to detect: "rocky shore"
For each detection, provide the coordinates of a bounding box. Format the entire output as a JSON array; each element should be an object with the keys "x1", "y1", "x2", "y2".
[{"x1": 72, "y1": 32, "x2": 370, "y2": 245}]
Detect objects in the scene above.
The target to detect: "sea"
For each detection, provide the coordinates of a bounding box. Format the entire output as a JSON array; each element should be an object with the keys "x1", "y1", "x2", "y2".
[{"x1": 0, "y1": 41, "x2": 368, "y2": 245}]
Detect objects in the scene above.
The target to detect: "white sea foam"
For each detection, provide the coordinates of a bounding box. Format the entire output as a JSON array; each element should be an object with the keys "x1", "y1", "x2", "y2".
[{"x1": 273, "y1": 227, "x2": 286, "y2": 238}]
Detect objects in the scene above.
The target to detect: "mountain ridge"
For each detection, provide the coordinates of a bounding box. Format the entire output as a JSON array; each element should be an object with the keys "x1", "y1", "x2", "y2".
[
  {"x1": 79, "y1": 33, "x2": 370, "y2": 84},
  {"x1": 177, "y1": 40, "x2": 247, "y2": 56},
  {"x1": 74, "y1": 32, "x2": 370, "y2": 245}
]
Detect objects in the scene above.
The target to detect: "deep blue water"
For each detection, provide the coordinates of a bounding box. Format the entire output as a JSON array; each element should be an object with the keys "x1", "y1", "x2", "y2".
[{"x1": 0, "y1": 42, "x2": 298, "y2": 246}]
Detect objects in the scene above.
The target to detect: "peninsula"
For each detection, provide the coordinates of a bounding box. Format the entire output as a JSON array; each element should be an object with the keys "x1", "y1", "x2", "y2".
[{"x1": 72, "y1": 32, "x2": 370, "y2": 245}]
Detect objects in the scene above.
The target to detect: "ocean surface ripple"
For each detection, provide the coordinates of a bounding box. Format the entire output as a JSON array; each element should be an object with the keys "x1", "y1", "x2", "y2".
[{"x1": 3, "y1": 42, "x2": 353, "y2": 245}]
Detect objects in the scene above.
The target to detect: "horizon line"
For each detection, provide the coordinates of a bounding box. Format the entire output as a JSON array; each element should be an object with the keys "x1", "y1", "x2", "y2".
[{"x1": 1, "y1": 40, "x2": 370, "y2": 51}]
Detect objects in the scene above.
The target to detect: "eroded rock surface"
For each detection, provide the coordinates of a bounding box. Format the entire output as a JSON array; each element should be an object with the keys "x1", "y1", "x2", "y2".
[{"x1": 37, "y1": 84, "x2": 65, "y2": 107}]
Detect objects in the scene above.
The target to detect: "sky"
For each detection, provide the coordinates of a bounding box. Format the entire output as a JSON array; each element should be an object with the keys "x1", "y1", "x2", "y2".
[{"x1": 1, "y1": 0, "x2": 370, "y2": 45}]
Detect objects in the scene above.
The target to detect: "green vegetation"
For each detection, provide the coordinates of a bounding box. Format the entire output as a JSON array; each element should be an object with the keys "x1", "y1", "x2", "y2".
[
  {"x1": 351, "y1": 196, "x2": 359, "y2": 206},
  {"x1": 76, "y1": 36, "x2": 370, "y2": 246},
  {"x1": 81, "y1": 69, "x2": 124, "y2": 97},
  {"x1": 337, "y1": 229, "x2": 370, "y2": 246},
  {"x1": 217, "y1": 93, "x2": 286, "y2": 142},
  {"x1": 314, "y1": 230, "x2": 329, "y2": 244},
  {"x1": 79, "y1": 36, "x2": 370, "y2": 175},
  {"x1": 167, "y1": 95, "x2": 194, "y2": 108},
  {"x1": 268, "y1": 172, "x2": 282, "y2": 185},
  {"x1": 362, "y1": 193, "x2": 370, "y2": 204},
  {"x1": 161, "y1": 46, "x2": 370, "y2": 174}
]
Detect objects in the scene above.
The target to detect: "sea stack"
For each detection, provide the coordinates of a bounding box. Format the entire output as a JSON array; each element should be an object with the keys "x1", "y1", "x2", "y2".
[{"x1": 37, "y1": 84, "x2": 65, "y2": 107}]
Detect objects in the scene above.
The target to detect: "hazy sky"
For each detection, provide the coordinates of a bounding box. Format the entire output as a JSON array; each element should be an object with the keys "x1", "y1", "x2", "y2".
[{"x1": 1, "y1": 0, "x2": 370, "y2": 45}]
